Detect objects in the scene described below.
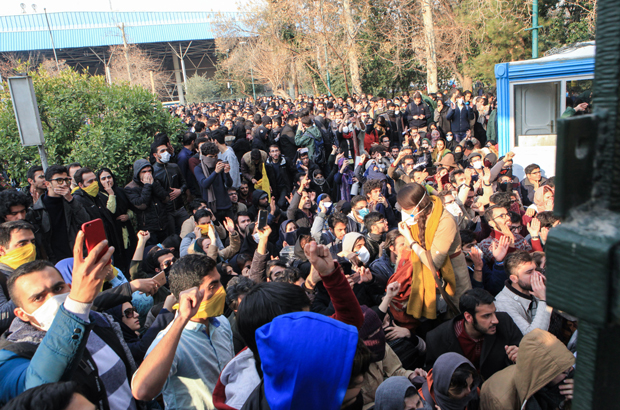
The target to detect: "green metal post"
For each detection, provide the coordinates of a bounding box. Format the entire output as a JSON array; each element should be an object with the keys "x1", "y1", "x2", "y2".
[
  {"x1": 546, "y1": 0, "x2": 620, "y2": 409},
  {"x1": 532, "y1": 0, "x2": 539, "y2": 58}
]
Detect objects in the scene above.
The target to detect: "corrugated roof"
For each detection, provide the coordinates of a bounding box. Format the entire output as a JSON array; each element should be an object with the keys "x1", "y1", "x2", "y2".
[{"x1": 0, "y1": 11, "x2": 243, "y2": 52}]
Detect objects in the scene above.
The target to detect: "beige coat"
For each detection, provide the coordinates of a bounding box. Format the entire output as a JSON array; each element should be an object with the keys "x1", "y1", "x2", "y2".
[
  {"x1": 480, "y1": 329, "x2": 575, "y2": 410},
  {"x1": 361, "y1": 344, "x2": 414, "y2": 409}
]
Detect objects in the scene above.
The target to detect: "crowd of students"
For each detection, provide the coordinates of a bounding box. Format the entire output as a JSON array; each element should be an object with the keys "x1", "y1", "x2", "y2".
[{"x1": 0, "y1": 88, "x2": 578, "y2": 410}]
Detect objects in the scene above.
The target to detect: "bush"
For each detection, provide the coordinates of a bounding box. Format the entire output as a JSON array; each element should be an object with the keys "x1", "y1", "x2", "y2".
[{"x1": 0, "y1": 66, "x2": 185, "y2": 186}]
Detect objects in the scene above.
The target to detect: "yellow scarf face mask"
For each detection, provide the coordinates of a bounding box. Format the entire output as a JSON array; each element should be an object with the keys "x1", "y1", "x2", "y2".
[
  {"x1": 173, "y1": 286, "x2": 226, "y2": 320},
  {"x1": 197, "y1": 224, "x2": 211, "y2": 236},
  {"x1": 0, "y1": 243, "x2": 36, "y2": 270},
  {"x1": 83, "y1": 182, "x2": 100, "y2": 197}
]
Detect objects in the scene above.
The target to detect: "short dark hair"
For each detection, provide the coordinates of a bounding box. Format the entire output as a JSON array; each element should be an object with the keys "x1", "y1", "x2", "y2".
[
  {"x1": 0, "y1": 220, "x2": 34, "y2": 248},
  {"x1": 328, "y1": 212, "x2": 348, "y2": 230},
  {"x1": 0, "y1": 190, "x2": 29, "y2": 220},
  {"x1": 168, "y1": 254, "x2": 218, "y2": 299},
  {"x1": 266, "y1": 259, "x2": 287, "y2": 281},
  {"x1": 384, "y1": 229, "x2": 403, "y2": 254},
  {"x1": 237, "y1": 282, "x2": 311, "y2": 358},
  {"x1": 363, "y1": 211, "x2": 384, "y2": 232},
  {"x1": 272, "y1": 267, "x2": 302, "y2": 284},
  {"x1": 73, "y1": 167, "x2": 94, "y2": 186},
  {"x1": 8, "y1": 260, "x2": 57, "y2": 307},
  {"x1": 459, "y1": 288, "x2": 495, "y2": 317},
  {"x1": 484, "y1": 205, "x2": 506, "y2": 226},
  {"x1": 236, "y1": 211, "x2": 251, "y2": 225},
  {"x1": 183, "y1": 131, "x2": 197, "y2": 146},
  {"x1": 363, "y1": 179, "x2": 383, "y2": 197},
  {"x1": 504, "y1": 250, "x2": 533, "y2": 277},
  {"x1": 45, "y1": 165, "x2": 68, "y2": 181},
  {"x1": 188, "y1": 199, "x2": 208, "y2": 213},
  {"x1": 537, "y1": 211, "x2": 560, "y2": 228},
  {"x1": 194, "y1": 208, "x2": 212, "y2": 223},
  {"x1": 201, "y1": 142, "x2": 219, "y2": 157},
  {"x1": 196, "y1": 136, "x2": 209, "y2": 147},
  {"x1": 524, "y1": 164, "x2": 540, "y2": 175},
  {"x1": 459, "y1": 229, "x2": 476, "y2": 246},
  {"x1": 226, "y1": 276, "x2": 255, "y2": 311},
  {"x1": 351, "y1": 195, "x2": 367, "y2": 208},
  {"x1": 489, "y1": 192, "x2": 512, "y2": 209},
  {"x1": 449, "y1": 169, "x2": 465, "y2": 184},
  {"x1": 27, "y1": 165, "x2": 43, "y2": 181},
  {"x1": 66, "y1": 162, "x2": 82, "y2": 172},
  {"x1": 2, "y1": 381, "x2": 80, "y2": 410}
]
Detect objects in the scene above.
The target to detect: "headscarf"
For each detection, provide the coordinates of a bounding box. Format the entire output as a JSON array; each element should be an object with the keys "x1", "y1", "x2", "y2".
[
  {"x1": 338, "y1": 157, "x2": 355, "y2": 202},
  {"x1": 105, "y1": 303, "x2": 140, "y2": 345},
  {"x1": 359, "y1": 306, "x2": 386, "y2": 362},
  {"x1": 422, "y1": 353, "x2": 479, "y2": 410},
  {"x1": 374, "y1": 377, "x2": 419, "y2": 410},
  {"x1": 200, "y1": 154, "x2": 218, "y2": 210},
  {"x1": 534, "y1": 185, "x2": 555, "y2": 212},
  {"x1": 277, "y1": 219, "x2": 298, "y2": 249}
]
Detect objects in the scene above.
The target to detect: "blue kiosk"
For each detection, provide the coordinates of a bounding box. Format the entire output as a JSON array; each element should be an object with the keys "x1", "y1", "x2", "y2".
[{"x1": 494, "y1": 42, "x2": 595, "y2": 179}]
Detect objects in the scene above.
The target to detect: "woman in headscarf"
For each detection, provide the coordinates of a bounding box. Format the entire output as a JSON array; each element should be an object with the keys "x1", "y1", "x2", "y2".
[
  {"x1": 310, "y1": 168, "x2": 331, "y2": 196},
  {"x1": 276, "y1": 219, "x2": 298, "y2": 250},
  {"x1": 334, "y1": 156, "x2": 355, "y2": 202},
  {"x1": 97, "y1": 167, "x2": 136, "y2": 273},
  {"x1": 419, "y1": 352, "x2": 480, "y2": 410},
  {"x1": 105, "y1": 297, "x2": 176, "y2": 364},
  {"x1": 372, "y1": 376, "x2": 427, "y2": 410},
  {"x1": 533, "y1": 185, "x2": 554, "y2": 213},
  {"x1": 445, "y1": 132, "x2": 458, "y2": 151},
  {"x1": 432, "y1": 139, "x2": 451, "y2": 163}
]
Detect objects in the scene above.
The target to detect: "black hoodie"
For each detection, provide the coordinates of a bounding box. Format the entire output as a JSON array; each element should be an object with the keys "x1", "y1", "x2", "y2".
[{"x1": 124, "y1": 159, "x2": 170, "y2": 232}]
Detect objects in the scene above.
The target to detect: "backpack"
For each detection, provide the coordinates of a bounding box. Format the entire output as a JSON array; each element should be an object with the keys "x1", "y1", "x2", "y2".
[{"x1": 311, "y1": 127, "x2": 328, "y2": 166}]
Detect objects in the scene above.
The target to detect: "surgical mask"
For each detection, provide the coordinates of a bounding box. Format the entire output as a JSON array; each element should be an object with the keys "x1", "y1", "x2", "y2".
[
  {"x1": 400, "y1": 191, "x2": 427, "y2": 225},
  {"x1": 395, "y1": 110, "x2": 400, "y2": 115},
  {"x1": 82, "y1": 181, "x2": 99, "y2": 197},
  {"x1": 356, "y1": 246, "x2": 370, "y2": 264},
  {"x1": 159, "y1": 151, "x2": 171, "y2": 164},
  {"x1": 358, "y1": 208, "x2": 369, "y2": 218},
  {"x1": 322, "y1": 201, "x2": 332, "y2": 212},
  {"x1": 446, "y1": 135, "x2": 453, "y2": 141},
  {"x1": 173, "y1": 286, "x2": 226, "y2": 320},
  {"x1": 342, "y1": 126, "x2": 349, "y2": 134},
  {"x1": 253, "y1": 233, "x2": 261, "y2": 243},
  {"x1": 472, "y1": 160, "x2": 483, "y2": 169},
  {"x1": 22, "y1": 292, "x2": 69, "y2": 331},
  {"x1": 458, "y1": 98, "x2": 464, "y2": 105},
  {"x1": 0, "y1": 242, "x2": 36, "y2": 270},
  {"x1": 446, "y1": 202, "x2": 462, "y2": 217}
]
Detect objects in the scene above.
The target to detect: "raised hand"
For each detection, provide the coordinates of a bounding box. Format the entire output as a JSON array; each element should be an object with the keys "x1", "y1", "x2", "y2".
[
  {"x1": 491, "y1": 235, "x2": 511, "y2": 262},
  {"x1": 223, "y1": 217, "x2": 236, "y2": 233},
  {"x1": 304, "y1": 242, "x2": 336, "y2": 276},
  {"x1": 385, "y1": 281, "x2": 400, "y2": 300},
  {"x1": 137, "y1": 230, "x2": 150, "y2": 245},
  {"x1": 215, "y1": 161, "x2": 226, "y2": 174},
  {"x1": 177, "y1": 287, "x2": 204, "y2": 322},
  {"x1": 130, "y1": 278, "x2": 159, "y2": 296},
  {"x1": 70, "y1": 231, "x2": 115, "y2": 304},
  {"x1": 527, "y1": 217, "x2": 541, "y2": 238},
  {"x1": 531, "y1": 271, "x2": 546, "y2": 301}
]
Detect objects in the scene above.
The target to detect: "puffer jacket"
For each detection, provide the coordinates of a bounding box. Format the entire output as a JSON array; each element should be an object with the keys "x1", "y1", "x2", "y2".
[
  {"x1": 124, "y1": 159, "x2": 170, "y2": 232},
  {"x1": 480, "y1": 329, "x2": 575, "y2": 410}
]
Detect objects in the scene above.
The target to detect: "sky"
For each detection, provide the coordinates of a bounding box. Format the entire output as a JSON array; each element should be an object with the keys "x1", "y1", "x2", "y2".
[{"x1": 0, "y1": 0, "x2": 249, "y2": 16}]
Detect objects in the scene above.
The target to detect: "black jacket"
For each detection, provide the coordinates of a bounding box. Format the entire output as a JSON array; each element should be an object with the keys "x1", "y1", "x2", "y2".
[
  {"x1": 279, "y1": 124, "x2": 298, "y2": 161},
  {"x1": 404, "y1": 101, "x2": 431, "y2": 129},
  {"x1": 425, "y1": 312, "x2": 523, "y2": 381},
  {"x1": 124, "y1": 159, "x2": 170, "y2": 233},
  {"x1": 152, "y1": 161, "x2": 186, "y2": 212},
  {"x1": 27, "y1": 194, "x2": 90, "y2": 263}
]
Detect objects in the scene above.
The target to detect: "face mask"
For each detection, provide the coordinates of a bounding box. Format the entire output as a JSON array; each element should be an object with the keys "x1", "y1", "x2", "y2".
[
  {"x1": 173, "y1": 286, "x2": 226, "y2": 320},
  {"x1": 342, "y1": 126, "x2": 349, "y2": 134},
  {"x1": 83, "y1": 181, "x2": 99, "y2": 197},
  {"x1": 395, "y1": 110, "x2": 400, "y2": 115},
  {"x1": 446, "y1": 203, "x2": 462, "y2": 217},
  {"x1": 0, "y1": 242, "x2": 36, "y2": 270},
  {"x1": 253, "y1": 233, "x2": 261, "y2": 243},
  {"x1": 365, "y1": 124, "x2": 374, "y2": 133},
  {"x1": 458, "y1": 98, "x2": 464, "y2": 105},
  {"x1": 197, "y1": 224, "x2": 211, "y2": 235},
  {"x1": 446, "y1": 135, "x2": 453, "y2": 141},
  {"x1": 356, "y1": 246, "x2": 370, "y2": 264},
  {"x1": 358, "y1": 208, "x2": 369, "y2": 218},
  {"x1": 22, "y1": 292, "x2": 69, "y2": 331},
  {"x1": 322, "y1": 201, "x2": 333, "y2": 212},
  {"x1": 159, "y1": 151, "x2": 171, "y2": 164},
  {"x1": 315, "y1": 177, "x2": 325, "y2": 185},
  {"x1": 421, "y1": 144, "x2": 429, "y2": 149},
  {"x1": 284, "y1": 231, "x2": 297, "y2": 245},
  {"x1": 400, "y1": 191, "x2": 427, "y2": 225},
  {"x1": 472, "y1": 160, "x2": 482, "y2": 169}
]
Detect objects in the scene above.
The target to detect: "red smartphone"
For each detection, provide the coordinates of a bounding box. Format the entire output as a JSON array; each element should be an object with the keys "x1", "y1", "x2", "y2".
[{"x1": 81, "y1": 219, "x2": 110, "y2": 263}]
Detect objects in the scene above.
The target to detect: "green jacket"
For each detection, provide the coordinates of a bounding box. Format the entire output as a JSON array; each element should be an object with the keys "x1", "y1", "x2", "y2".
[{"x1": 295, "y1": 125, "x2": 322, "y2": 159}]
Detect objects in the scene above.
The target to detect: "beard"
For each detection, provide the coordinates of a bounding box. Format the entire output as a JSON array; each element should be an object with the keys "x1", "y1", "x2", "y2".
[{"x1": 473, "y1": 316, "x2": 496, "y2": 335}]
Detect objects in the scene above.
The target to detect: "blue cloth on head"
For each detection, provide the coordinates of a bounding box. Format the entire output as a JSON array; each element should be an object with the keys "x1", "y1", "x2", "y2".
[
  {"x1": 55, "y1": 258, "x2": 74, "y2": 284},
  {"x1": 255, "y1": 311, "x2": 359, "y2": 410}
]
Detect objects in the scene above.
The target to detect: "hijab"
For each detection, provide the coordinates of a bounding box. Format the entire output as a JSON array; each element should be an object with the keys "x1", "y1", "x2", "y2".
[
  {"x1": 374, "y1": 377, "x2": 418, "y2": 410},
  {"x1": 338, "y1": 157, "x2": 355, "y2": 202},
  {"x1": 534, "y1": 185, "x2": 555, "y2": 212},
  {"x1": 424, "y1": 353, "x2": 479, "y2": 410}
]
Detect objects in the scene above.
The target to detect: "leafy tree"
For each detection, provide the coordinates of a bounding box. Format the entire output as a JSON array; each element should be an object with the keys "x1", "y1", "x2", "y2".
[
  {"x1": 0, "y1": 66, "x2": 184, "y2": 186},
  {"x1": 186, "y1": 74, "x2": 229, "y2": 103}
]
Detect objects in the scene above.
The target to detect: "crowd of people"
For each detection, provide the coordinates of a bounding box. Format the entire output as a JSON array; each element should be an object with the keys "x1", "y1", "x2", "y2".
[{"x1": 0, "y1": 88, "x2": 578, "y2": 410}]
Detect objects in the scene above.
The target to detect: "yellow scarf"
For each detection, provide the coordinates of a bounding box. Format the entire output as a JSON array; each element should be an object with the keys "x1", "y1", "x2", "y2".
[
  {"x1": 197, "y1": 224, "x2": 211, "y2": 236},
  {"x1": 254, "y1": 164, "x2": 271, "y2": 201},
  {"x1": 0, "y1": 243, "x2": 36, "y2": 270},
  {"x1": 406, "y1": 196, "x2": 457, "y2": 320},
  {"x1": 172, "y1": 286, "x2": 227, "y2": 320},
  {"x1": 82, "y1": 182, "x2": 100, "y2": 197}
]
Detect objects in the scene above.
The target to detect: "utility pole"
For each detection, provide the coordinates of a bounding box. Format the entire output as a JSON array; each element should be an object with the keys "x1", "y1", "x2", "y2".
[{"x1": 531, "y1": 0, "x2": 540, "y2": 58}]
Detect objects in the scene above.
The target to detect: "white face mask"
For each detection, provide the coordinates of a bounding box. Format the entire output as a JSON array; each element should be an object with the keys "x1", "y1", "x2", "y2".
[
  {"x1": 395, "y1": 110, "x2": 400, "y2": 115},
  {"x1": 323, "y1": 201, "x2": 333, "y2": 209},
  {"x1": 458, "y1": 98, "x2": 464, "y2": 105},
  {"x1": 400, "y1": 191, "x2": 428, "y2": 226},
  {"x1": 253, "y1": 233, "x2": 261, "y2": 243},
  {"x1": 445, "y1": 202, "x2": 462, "y2": 217},
  {"x1": 22, "y1": 292, "x2": 69, "y2": 331},
  {"x1": 446, "y1": 135, "x2": 453, "y2": 141},
  {"x1": 342, "y1": 126, "x2": 349, "y2": 134},
  {"x1": 159, "y1": 151, "x2": 171, "y2": 164},
  {"x1": 356, "y1": 246, "x2": 370, "y2": 264},
  {"x1": 472, "y1": 160, "x2": 483, "y2": 169}
]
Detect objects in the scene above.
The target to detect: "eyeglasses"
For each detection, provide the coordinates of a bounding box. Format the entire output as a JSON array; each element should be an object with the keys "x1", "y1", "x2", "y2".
[
  {"x1": 50, "y1": 178, "x2": 72, "y2": 185},
  {"x1": 161, "y1": 258, "x2": 177, "y2": 269},
  {"x1": 492, "y1": 213, "x2": 510, "y2": 221},
  {"x1": 123, "y1": 307, "x2": 138, "y2": 318}
]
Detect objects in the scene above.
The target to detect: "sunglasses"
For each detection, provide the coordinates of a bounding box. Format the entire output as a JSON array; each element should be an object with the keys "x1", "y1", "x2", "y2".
[{"x1": 123, "y1": 307, "x2": 138, "y2": 318}]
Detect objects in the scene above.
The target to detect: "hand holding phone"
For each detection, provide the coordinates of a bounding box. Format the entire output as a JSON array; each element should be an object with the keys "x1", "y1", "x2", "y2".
[{"x1": 82, "y1": 219, "x2": 110, "y2": 265}]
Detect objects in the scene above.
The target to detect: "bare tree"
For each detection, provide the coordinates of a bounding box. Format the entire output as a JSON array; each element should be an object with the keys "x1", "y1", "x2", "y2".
[{"x1": 108, "y1": 45, "x2": 168, "y2": 97}]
